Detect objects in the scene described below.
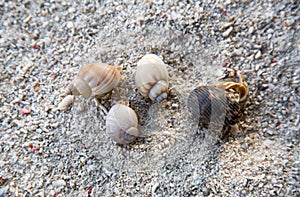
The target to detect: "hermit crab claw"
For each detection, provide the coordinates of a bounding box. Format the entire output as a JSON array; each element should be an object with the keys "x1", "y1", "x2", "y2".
[
  {"x1": 217, "y1": 68, "x2": 249, "y2": 103},
  {"x1": 224, "y1": 82, "x2": 248, "y2": 103}
]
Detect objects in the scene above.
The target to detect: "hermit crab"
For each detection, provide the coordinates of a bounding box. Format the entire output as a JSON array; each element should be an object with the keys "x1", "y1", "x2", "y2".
[
  {"x1": 187, "y1": 68, "x2": 249, "y2": 133},
  {"x1": 58, "y1": 62, "x2": 122, "y2": 111},
  {"x1": 135, "y1": 54, "x2": 169, "y2": 102},
  {"x1": 106, "y1": 104, "x2": 140, "y2": 144}
]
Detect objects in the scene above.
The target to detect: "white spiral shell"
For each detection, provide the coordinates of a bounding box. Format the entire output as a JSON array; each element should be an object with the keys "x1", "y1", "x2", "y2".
[
  {"x1": 67, "y1": 63, "x2": 122, "y2": 98},
  {"x1": 135, "y1": 54, "x2": 169, "y2": 102},
  {"x1": 106, "y1": 104, "x2": 139, "y2": 144}
]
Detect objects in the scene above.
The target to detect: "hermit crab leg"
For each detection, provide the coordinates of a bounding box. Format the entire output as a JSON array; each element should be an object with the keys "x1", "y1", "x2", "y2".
[
  {"x1": 94, "y1": 98, "x2": 108, "y2": 115},
  {"x1": 235, "y1": 70, "x2": 249, "y2": 102}
]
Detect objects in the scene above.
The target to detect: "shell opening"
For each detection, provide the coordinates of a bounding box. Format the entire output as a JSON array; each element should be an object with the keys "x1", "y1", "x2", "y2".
[
  {"x1": 126, "y1": 126, "x2": 139, "y2": 137},
  {"x1": 108, "y1": 129, "x2": 137, "y2": 144},
  {"x1": 156, "y1": 93, "x2": 167, "y2": 102},
  {"x1": 149, "y1": 80, "x2": 168, "y2": 101}
]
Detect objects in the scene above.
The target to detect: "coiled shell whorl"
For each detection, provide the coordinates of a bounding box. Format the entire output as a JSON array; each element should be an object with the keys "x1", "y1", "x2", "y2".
[
  {"x1": 67, "y1": 63, "x2": 122, "y2": 98},
  {"x1": 106, "y1": 104, "x2": 140, "y2": 144},
  {"x1": 135, "y1": 54, "x2": 169, "y2": 102}
]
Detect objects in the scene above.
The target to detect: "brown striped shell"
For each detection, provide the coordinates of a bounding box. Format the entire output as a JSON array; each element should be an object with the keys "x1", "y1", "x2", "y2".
[
  {"x1": 106, "y1": 104, "x2": 139, "y2": 144},
  {"x1": 67, "y1": 63, "x2": 122, "y2": 98},
  {"x1": 187, "y1": 86, "x2": 241, "y2": 131},
  {"x1": 135, "y1": 54, "x2": 169, "y2": 102},
  {"x1": 187, "y1": 68, "x2": 249, "y2": 132}
]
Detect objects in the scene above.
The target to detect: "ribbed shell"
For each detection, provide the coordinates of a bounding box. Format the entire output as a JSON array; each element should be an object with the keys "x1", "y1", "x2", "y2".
[
  {"x1": 187, "y1": 86, "x2": 241, "y2": 130},
  {"x1": 69, "y1": 63, "x2": 121, "y2": 98},
  {"x1": 135, "y1": 54, "x2": 169, "y2": 102},
  {"x1": 106, "y1": 104, "x2": 139, "y2": 144}
]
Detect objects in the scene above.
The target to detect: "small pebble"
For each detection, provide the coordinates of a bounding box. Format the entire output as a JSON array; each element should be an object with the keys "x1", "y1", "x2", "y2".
[
  {"x1": 66, "y1": 22, "x2": 74, "y2": 29},
  {"x1": 285, "y1": 19, "x2": 294, "y2": 26},
  {"x1": 255, "y1": 50, "x2": 262, "y2": 59},
  {"x1": 248, "y1": 26, "x2": 255, "y2": 34},
  {"x1": 222, "y1": 26, "x2": 233, "y2": 37},
  {"x1": 52, "y1": 180, "x2": 66, "y2": 188}
]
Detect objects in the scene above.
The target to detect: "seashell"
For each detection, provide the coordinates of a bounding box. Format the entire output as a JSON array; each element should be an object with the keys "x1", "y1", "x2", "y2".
[
  {"x1": 135, "y1": 54, "x2": 169, "y2": 102},
  {"x1": 57, "y1": 95, "x2": 74, "y2": 111},
  {"x1": 66, "y1": 63, "x2": 122, "y2": 98},
  {"x1": 187, "y1": 68, "x2": 249, "y2": 132},
  {"x1": 106, "y1": 104, "x2": 139, "y2": 144},
  {"x1": 187, "y1": 86, "x2": 241, "y2": 131}
]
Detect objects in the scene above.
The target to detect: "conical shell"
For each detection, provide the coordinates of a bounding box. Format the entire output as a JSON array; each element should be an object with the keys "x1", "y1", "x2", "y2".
[
  {"x1": 106, "y1": 104, "x2": 139, "y2": 144},
  {"x1": 68, "y1": 63, "x2": 122, "y2": 98},
  {"x1": 135, "y1": 54, "x2": 169, "y2": 102}
]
